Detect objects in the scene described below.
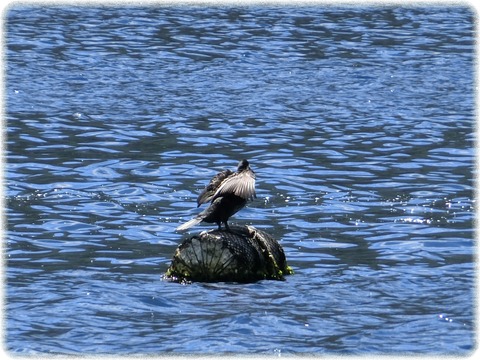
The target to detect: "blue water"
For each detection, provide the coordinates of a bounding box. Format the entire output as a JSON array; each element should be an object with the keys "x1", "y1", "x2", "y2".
[{"x1": 4, "y1": 5, "x2": 475, "y2": 355}]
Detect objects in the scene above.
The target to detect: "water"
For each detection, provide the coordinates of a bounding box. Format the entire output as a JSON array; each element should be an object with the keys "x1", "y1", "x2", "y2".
[{"x1": 4, "y1": 4, "x2": 475, "y2": 355}]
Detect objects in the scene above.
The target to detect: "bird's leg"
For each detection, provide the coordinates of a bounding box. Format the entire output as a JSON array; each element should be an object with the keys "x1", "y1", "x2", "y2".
[
  {"x1": 224, "y1": 221, "x2": 244, "y2": 236},
  {"x1": 217, "y1": 221, "x2": 222, "y2": 230}
]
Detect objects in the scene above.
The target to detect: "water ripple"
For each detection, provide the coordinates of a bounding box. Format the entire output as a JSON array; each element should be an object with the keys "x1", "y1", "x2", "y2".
[{"x1": 5, "y1": 4, "x2": 474, "y2": 356}]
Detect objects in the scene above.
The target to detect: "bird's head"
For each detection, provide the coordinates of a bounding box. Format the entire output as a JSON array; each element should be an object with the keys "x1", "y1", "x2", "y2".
[{"x1": 237, "y1": 159, "x2": 250, "y2": 171}]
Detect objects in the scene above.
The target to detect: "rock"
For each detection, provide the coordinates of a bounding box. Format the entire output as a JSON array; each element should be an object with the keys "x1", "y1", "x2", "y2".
[{"x1": 165, "y1": 225, "x2": 293, "y2": 283}]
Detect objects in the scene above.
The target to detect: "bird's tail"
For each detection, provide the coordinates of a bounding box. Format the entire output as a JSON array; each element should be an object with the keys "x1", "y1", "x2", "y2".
[{"x1": 176, "y1": 216, "x2": 203, "y2": 231}]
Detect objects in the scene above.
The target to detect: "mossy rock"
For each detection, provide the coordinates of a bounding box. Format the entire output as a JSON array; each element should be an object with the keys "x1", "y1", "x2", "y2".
[{"x1": 165, "y1": 225, "x2": 293, "y2": 283}]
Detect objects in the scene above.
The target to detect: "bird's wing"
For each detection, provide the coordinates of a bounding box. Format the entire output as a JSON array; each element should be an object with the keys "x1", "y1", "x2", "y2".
[
  {"x1": 197, "y1": 169, "x2": 233, "y2": 206},
  {"x1": 213, "y1": 170, "x2": 256, "y2": 201}
]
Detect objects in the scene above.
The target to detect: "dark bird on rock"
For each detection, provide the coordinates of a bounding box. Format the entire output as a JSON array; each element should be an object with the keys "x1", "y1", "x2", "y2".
[{"x1": 176, "y1": 159, "x2": 256, "y2": 232}]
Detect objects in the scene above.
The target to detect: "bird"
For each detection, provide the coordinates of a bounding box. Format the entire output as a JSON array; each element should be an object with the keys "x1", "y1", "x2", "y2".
[{"x1": 176, "y1": 159, "x2": 256, "y2": 232}]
